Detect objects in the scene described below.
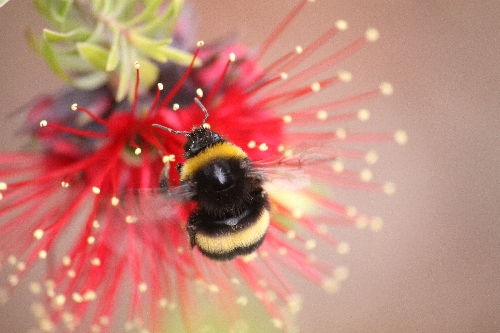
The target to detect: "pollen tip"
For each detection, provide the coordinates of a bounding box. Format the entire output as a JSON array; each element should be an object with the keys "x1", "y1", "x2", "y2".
[
  {"x1": 280, "y1": 72, "x2": 288, "y2": 80},
  {"x1": 158, "y1": 298, "x2": 168, "y2": 308},
  {"x1": 287, "y1": 294, "x2": 303, "y2": 313},
  {"x1": 40, "y1": 120, "x2": 48, "y2": 127},
  {"x1": 134, "y1": 147, "x2": 141, "y2": 155},
  {"x1": 61, "y1": 181, "x2": 69, "y2": 188},
  {"x1": 379, "y1": 82, "x2": 394, "y2": 96},
  {"x1": 33, "y1": 229, "x2": 44, "y2": 240},
  {"x1": 138, "y1": 283, "x2": 148, "y2": 293},
  {"x1": 272, "y1": 318, "x2": 284, "y2": 329},
  {"x1": 365, "y1": 27, "x2": 380, "y2": 42},
  {"x1": 335, "y1": 19, "x2": 348, "y2": 31},
  {"x1": 371, "y1": 216, "x2": 384, "y2": 232},
  {"x1": 334, "y1": 266, "x2": 350, "y2": 281},
  {"x1": 332, "y1": 160, "x2": 344, "y2": 173},
  {"x1": 236, "y1": 295, "x2": 248, "y2": 306},
  {"x1": 172, "y1": 103, "x2": 179, "y2": 111},
  {"x1": 196, "y1": 40, "x2": 204, "y2": 47},
  {"x1": 202, "y1": 123, "x2": 210, "y2": 129},
  {"x1": 295, "y1": 45, "x2": 303, "y2": 54},
  {"x1": 338, "y1": 71, "x2": 352, "y2": 83},
  {"x1": 365, "y1": 150, "x2": 378, "y2": 164},
  {"x1": 346, "y1": 205, "x2": 358, "y2": 217},
  {"x1": 71, "y1": 103, "x2": 78, "y2": 111},
  {"x1": 62, "y1": 255, "x2": 71, "y2": 266},
  {"x1": 305, "y1": 239, "x2": 316, "y2": 249},
  {"x1": 134, "y1": 61, "x2": 140, "y2": 69},
  {"x1": 247, "y1": 140, "x2": 256, "y2": 149},
  {"x1": 360, "y1": 168, "x2": 373, "y2": 182},
  {"x1": 157, "y1": 83, "x2": 164, "y2": 91},
  {"x1": 90, "y1": 257, "x2": 101, "y2": 266},
  {"x1": 258, "y1": 143, "x2": 269, "y2": 151},
  {"x1": 383, "y1": 182, "x2": 396, "y2": 195},
  {"x1": 125, "y1": 215, "x2": 138, "y2": 224},
  {"x1": 336, "y1": 242, "x2": 350, "y2": 255},
  {"x1": 92, "y1": 187, "x2": 100, "y2": 194},
  {"x1": 316, "y1": 110, "x2": 328, "y2": 120},
  {"x1": 394, "y1": 130, "x2": 408, "y2": 145},
  {"x1": 38, "y1": 250, "x2": 47, "y2": 259},
  {"x1": 311, "y1": 82, "x2": 321, "y2": 92},
  {"x1": 196, "y1": 88, "x2": 203, "y2": 98},
  {"x1": 357, "y1": 108, "x2": 370, "y2": 122},
  {"x1": 0, "y1": 182, "x2": 7, "y2": 190},
  {"x1": 229, "y1": 52, "x2": 236, "y2": 62},
  {"x1": 336, "y1": 128, "x2": 347, "y2": 139},
  {"x1": 282, "y1": 115, "x2": 292, "y2": 124},
  {"x1": 111, "y1": 196, "x2": 119, "y2": 206}
]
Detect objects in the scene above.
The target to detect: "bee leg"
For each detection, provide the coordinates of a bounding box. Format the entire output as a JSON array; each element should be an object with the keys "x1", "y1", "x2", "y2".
[
  {"x1": 159, "y1": 162, "x2": 170, "y2": 193},
  {"x1": 186, "y1": 223, "x2": 197, "y2": 248}
]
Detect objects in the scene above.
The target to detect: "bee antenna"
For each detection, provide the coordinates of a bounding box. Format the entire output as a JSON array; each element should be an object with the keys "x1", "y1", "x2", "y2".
[
  {"x1": 152, "y1": 98, "x2": 210, "y2": 135},
  {"x1": 193, "y1": 97, "x2": 209, "y2": 127}
]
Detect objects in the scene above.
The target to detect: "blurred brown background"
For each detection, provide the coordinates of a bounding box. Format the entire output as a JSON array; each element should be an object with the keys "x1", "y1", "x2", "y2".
[{"x1": 1, "y1": 0, "x2": 499, "y2": 332}]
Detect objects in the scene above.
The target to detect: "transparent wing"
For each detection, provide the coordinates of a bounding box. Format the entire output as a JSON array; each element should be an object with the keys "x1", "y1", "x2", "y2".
[{"x1": 253, "y1": 134, "x2": 338, "y2": 190}]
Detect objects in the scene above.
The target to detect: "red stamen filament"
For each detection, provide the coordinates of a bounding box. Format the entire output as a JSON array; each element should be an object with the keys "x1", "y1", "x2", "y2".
[
  {"x1": 255, "y1": 0, "x2": 309, "y2": 61},
  {"x1": 157, "y1": 44, "x2": 202, "y2": 111},
  {"x1": 204, "y1": 54, "x2": 234, "y2": 108}
]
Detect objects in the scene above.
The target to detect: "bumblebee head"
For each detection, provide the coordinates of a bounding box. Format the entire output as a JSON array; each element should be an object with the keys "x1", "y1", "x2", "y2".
[{"x1": 184, "y1": 127, "x2": 225, "y2": 158}]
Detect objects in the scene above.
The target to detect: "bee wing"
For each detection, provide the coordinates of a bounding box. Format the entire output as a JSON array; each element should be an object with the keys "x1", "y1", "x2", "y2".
[
  {"x1": 123, "y1": 183, "x2": 196, "y2": 225},
  {"x1": 253, "y1": 135, "x2": 337, "y2": 190}
]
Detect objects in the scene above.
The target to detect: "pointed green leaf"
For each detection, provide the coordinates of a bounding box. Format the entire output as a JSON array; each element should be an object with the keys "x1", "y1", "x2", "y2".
[
  {"x1": 123, "y1": 0, "x2": 163, "y2": 27},
  {"x1": 106, "y1": 27, "x2": 120, "y2": 71},
  {"x1": 129, "y1": 33, "x2": 171, "y2": 62},
  {"x1": 76, "y1": 42, "x2": 110, "y2": 71},
  {"x1": 34, "y1": 0, "x2": 54, "y2": 22},
  {"x1": 135, "y1": 10, "x2": 171, "y2": 37},
  {"x1": 43, "y1": 28, "x2": 92, "y2": 43},
  {"x1": 57, "y1": 0, "x2": 74, "y2": 19},
  {"x1": 116, "y1": 35, "x2": 131, "y2": 102},
  {"x1": 39, "y1": 39, "x2": 72, "y2": 82}
]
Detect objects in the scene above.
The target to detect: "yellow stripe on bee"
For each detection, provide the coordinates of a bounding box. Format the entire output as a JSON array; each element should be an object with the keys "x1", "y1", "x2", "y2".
[
  {"x1": 195, "y1": 209, "x2": 270, "y2": 256},
  {"x1": 180, "y1": 142, "x2": 248, "y2": 181}
]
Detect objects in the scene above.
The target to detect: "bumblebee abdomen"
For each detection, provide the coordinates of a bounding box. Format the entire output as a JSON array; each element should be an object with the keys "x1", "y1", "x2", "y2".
[{"x1": 188, "y1": 189, "x2": 270, "y2": 261}]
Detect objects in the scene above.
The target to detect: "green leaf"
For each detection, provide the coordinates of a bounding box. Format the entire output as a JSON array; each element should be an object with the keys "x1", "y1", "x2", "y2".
[
  {"x1": 123, "y1": 0, "x2": 163, "y2": 27},
  {"x1": 0, "y1": 0, "x2": 11, "y2": 8},
  {"x1": 43, "y1": 28, "x2": 92, "y2": 43},
  {"x1": 129, "y1": 33, "x2": 171, "y2": 63},
  {"x1": 39, "y1": 39, "x2": 72, "y2": 82},
  {"x1": 106, "y1": 27, "x2": 120, "y2": 71},
  {"x1": 58, "y1": 52, "x2": 95, "y2": 72},
  {"x1": 160, "y1": 46, "x2": 200, "y2": 67},
  {"x1": 57, "y1": 0, "x2": 74, "y2": 19},
  {"x1": 72, "y1": 71, "x2": 109, "y2": 90},
  {"x1": 115, "y1": 35, "x2": 131, "y2": 102},
  {"x1": 34, "y1": 0, "x2": 53, "y2": 22},
  {"x1": 76, "y1": 42, "x2": 110, "y2": 71}
]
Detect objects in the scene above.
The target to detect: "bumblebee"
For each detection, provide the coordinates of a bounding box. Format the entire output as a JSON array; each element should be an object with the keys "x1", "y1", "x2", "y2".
[{"x1": 154, "y1": 99, "x2": 270, "y2": 261}]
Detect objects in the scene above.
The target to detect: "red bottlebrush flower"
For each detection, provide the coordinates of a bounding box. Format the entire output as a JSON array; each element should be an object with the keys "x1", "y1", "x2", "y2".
[{"x1": 0, "y1": 1, "x2": 407, "y2": 332}]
